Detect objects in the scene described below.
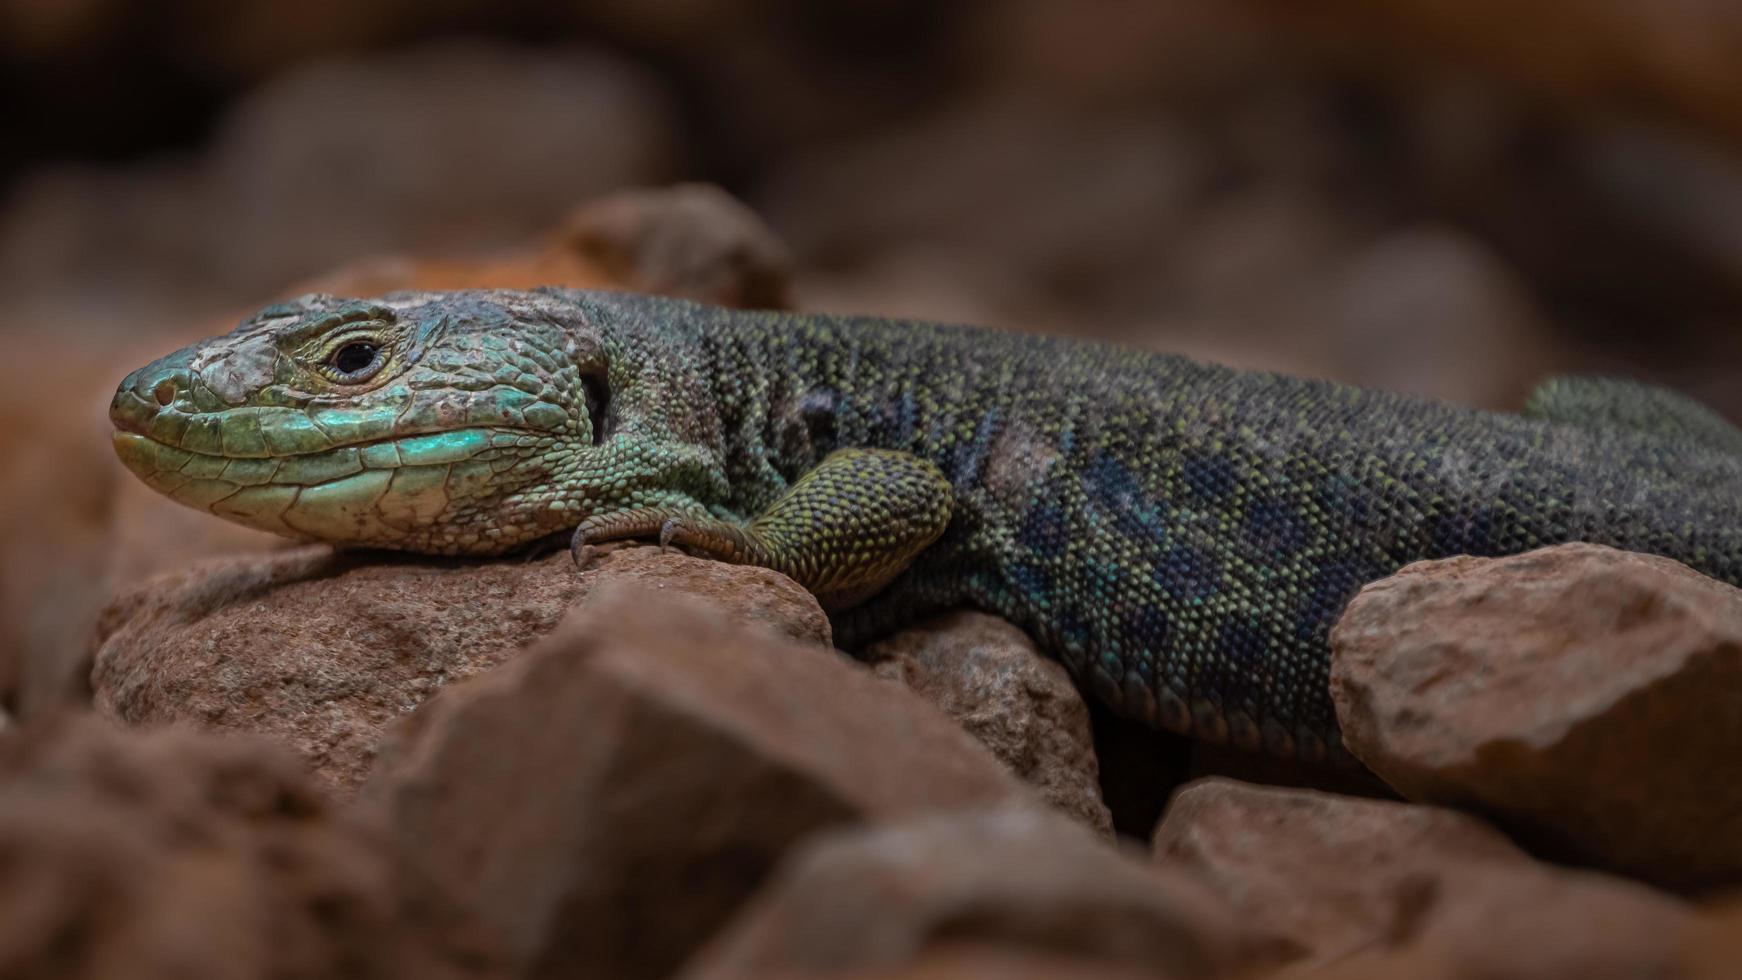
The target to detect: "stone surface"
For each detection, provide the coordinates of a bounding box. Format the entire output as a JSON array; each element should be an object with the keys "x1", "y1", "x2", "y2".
[
  {"x1": 1153, "y1": 778, "x2": 1522, "y2": 963},
  {"x1": 0, "y1": 712, "x2": 500, "y2": 979},
  {"x1": 93, "y1": 544, "x2": 828, "y2": 792},
  {"x1": 866, "y1": 611, "x2": 1112, "y2": 836},
  {"x1": 726, "y1": 944, "x2": 1177, "y2": 980},
  {"x1": 1683, "y1": 901, "x2": 1742, "y2": 980},
  {"x1": 557, "y1": 182, "x2": 793, "y2": 308},
  {"x1": 364, "y1": 585, "x2": 1025, "y2": 980},
  {"x1": 1156, "y1": 778, "x2": 1693, "y2": 978},
  {"x1": 683, "y1": 806, "x2": 1258, "y2": 980},
  {"x1": 1331, "y1": 543, "x2": 1742, "y2": 889}
]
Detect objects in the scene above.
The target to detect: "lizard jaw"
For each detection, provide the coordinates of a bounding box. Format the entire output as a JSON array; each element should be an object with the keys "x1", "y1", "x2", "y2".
[{"x1": 112, "y1": 427, "x2": 573, "y2": 555}]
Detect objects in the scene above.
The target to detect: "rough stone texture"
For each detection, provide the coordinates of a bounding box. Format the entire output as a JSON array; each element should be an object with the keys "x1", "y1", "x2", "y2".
[
  {"x1": 1153, "y1": 778, "x2": 1523, "y2": 963},
  {"x1": 1331, "y1": 543, "x2": 1742, "y2": 889},
  {"x1": 0, "y1": 712, "x2": 501, "y2": 980},
  {"x1": 363, "y1": 585, "x2": 1025, "y2": 980},
  {"x1": 1156, "y1": 778, "x2": 1694, "y2": 979},
  {"x1": 683, "y1": 806, "x2": 1259, "y2": 980},
  {"x1": 866, "y1": 611, "x2": 1112, "y2": 836},
  {"x1": 93, "y1": 544, "x2": 828, "y2": 792},
  {"x1": 557, "y1": 182, "x2": 793, "y2": 309}
]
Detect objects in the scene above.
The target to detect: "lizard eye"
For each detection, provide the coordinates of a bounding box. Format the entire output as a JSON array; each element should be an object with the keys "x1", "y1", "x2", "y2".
[{"x1": 327, "y1": 341, "x2": 382, "y2": 381}]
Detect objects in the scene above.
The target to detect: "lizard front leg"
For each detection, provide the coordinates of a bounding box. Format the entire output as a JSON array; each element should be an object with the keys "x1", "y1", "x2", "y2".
[{"x1": 573, "y1": 448, "x2": 954, "y2": 610}]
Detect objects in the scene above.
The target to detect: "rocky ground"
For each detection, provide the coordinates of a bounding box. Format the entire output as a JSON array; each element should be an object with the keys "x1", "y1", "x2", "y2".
[
  {"x1": 5, "y1": 1, "x2": 1742, "y2": 976},
  {"x1": 10, "y1": 532, "x2": 1742, "y2": 978}
]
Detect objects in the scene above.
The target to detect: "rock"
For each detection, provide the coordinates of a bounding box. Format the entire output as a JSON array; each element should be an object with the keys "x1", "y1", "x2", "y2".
[
  {"x1": 1186, "y1": 742, "x2": 1395, "y2": 801},
  {"x1": 1331, "y1": 543, "x2": 1742, "y2": 889},
  {"x1": 684, "y1": 807, "x2": 1258, "y2": 980},
  {"x1": 718, "y1": 944, "x2": 1180, "y2": 980},
  {"x1": 1683, "y1": 901, "x2": 1742, "y2": 980},
  {"x1": 298, "y1": 182, "x2": 794, "y2": 312},
  {"x1": 556, "y1": 182, "x2": 792, "y2": 308},
  {"x1": 1327, "y1": 226, "x2": 1555, "y2": 408},
  {"x1": 0, "y1": 712, "x2": 501, "y2": 979},
  {"x1": 363, "y1": 584, "x2": 1025, "y2": 980},
  {"x1": 1153, "y1": 778, "x2": 1522, "y2": 963},
  {"x1": 866, "y1": 611, "x2": 1112, "y2": 836},
  {"x1": 93, "y1": 544, "x2": 828, "y2": 793},
  {"x1": 1156, "y1": 778, "x2": 1693, "y2": 978}
]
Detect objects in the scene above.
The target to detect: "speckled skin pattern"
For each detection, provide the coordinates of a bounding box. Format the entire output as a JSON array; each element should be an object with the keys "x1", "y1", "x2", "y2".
[{"x1": 112, "y1": 288, "x2": 1742, "y2": 761}]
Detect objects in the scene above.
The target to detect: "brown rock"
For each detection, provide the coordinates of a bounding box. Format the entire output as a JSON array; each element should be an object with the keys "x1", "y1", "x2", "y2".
[
  {"x1": 866, "y1": 611, "x2": 1112, "y2": 836},
  {"x1": 735, "y1": 943, "x2": 1177, "y2": 980},
  {"x1": 1331, "y1": 543, "x2": 1742, "y2": 889},
  {"x1": 683, "y1": 806, "x2": 1257, "y2": 980},
  {"x1": 299, "y1": 182, "x2": 793, "y2": 312},
  {"x1": 0, "y1": 712, "x2": 501, "y2": 979},
  {"x1": 556, "y1": 182, "x2": 793, "y2": 308},
  {"x1": 363, "y1": 585, "x2": 1025, "y2": 980},
  {"x1": 1157, "y1": 778, "x2": 1693, "y2": 979},
  {"x1": 93, "y1": 544, "x2": 828, "y2": 793},
  {"x1": 1683, "y1": 901, "x2": 1742, "y2": 980},
  {"x1": 1153, "y1": 778, "x2": 1522, "y2": 963}
]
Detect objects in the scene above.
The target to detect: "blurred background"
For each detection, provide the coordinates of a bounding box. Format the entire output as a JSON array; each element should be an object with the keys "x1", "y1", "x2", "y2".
[{"x1": 4, "y1": 0, "x2": 1742, "y2": 714}]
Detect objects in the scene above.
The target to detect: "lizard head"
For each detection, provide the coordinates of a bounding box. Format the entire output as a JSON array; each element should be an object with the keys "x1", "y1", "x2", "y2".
[{"x1": 110, "y1": 290, "x2": 611, "y2": 555}]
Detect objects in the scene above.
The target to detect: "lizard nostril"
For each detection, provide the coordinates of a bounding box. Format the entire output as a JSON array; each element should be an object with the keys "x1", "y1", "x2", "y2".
[{"x1": 153, "y1": 379, "x2": 177, "y2": 406}]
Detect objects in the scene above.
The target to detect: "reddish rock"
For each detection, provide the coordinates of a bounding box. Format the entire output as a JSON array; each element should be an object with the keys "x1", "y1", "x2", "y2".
[
  {"x1": 1331, "y1": 543, "x2": 1742, "y2": 889},
  {"x1": 300, "y1": 182, "x2": 794, "y2": 312},
  {"x1": 684, "y1": 806, "x2": 1258, "y2": 980},
  {"x1": 1154, "y1": 778, "x2": 1522, "y2": 963},
  {"x1": 1157, "y1": 778, "x2": 1693, "y2": 979},
  {"x1": 556, "y1": 182, "x2": 793, "y2": 308},
  {"x1": 0, "y1": 712, "x2": 501, "y2": 979},
  {"x1": 738, "y1": 943, "x2": 1177, "y2": 980},
  {"x1": 363, "y1": 585, "x2": 1025, "y2": 980},
  {"x1": 93, "y1": 544, "x2": 828, "y2": 792},
  {"x1": 866, "y1": 611, "x2": 1112, "y2": 836}
]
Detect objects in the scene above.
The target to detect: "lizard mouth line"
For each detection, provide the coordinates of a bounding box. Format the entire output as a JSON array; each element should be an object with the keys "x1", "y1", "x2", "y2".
[{"x1": 111, "y1": 425, "x2": 551, "y2": 491}]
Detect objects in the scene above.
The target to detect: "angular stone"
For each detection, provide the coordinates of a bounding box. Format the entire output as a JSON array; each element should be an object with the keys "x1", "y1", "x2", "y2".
[
  {"x1": 93, "y1": 544, "x2": 828, "y2": 792},
  {"x1": 0, "y1": 712, "x2": 500, "y2": 979},
  {"x1": 685, "y1": 807, "x2": 1259, "y2": 980},
  {"x1": 1156, "y1": 778, "x2": 1693, "y2": 979},
  {"x1": 1154, "y1": 778, "x2": 1524, "y2": 963},
  {"x1": 363, "y1": 585, "x2": 1025, "y2": 980},
  {"x1": 1331, "y1": 543, "x2": 1742, "y2": 889},
  {"x1": 867, "y1": 611, "x2": 1112, "y2": 836}
]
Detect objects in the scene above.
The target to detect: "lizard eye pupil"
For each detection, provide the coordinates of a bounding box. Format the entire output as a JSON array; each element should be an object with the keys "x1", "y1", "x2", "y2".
[{"x1": 330, "y1": 342, "x2": 379, "y2": 377}]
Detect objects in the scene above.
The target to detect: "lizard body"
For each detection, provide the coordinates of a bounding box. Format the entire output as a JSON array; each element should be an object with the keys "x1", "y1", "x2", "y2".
[{"x1": 111, "y1": 289, "x2": 1742, "y2": 761}]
